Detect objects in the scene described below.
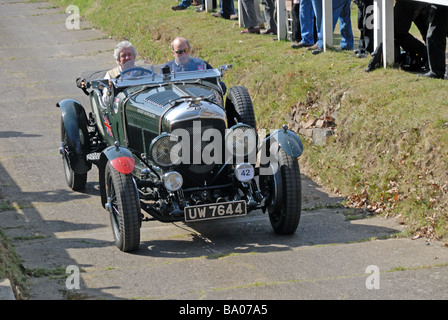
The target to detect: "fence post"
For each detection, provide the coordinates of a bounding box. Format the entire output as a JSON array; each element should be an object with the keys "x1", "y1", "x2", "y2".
[
  {"x1": 277, "y1": 0, "x2": 287, "y2": 40},
  {"x1": 205, "y1": 0, "x2": 213, "y2": 12},
  {"x1": 382, "y1": 0, "x2": 395, "y2": 67},
  {"x1": 322, "y1": 0, "x2": 333, "y2": 51}
]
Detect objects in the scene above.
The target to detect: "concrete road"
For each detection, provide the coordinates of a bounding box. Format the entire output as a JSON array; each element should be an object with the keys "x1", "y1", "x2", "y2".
[{"x1": 1, "y1": 0, "x2": 448, "y2": 302}]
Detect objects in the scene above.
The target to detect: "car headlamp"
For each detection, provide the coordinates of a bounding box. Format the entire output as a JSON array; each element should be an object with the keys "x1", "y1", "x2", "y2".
[
  {"x1": 149, "y1": 133, "x2": 181, "y2": 168},
  {"x1": 163, "y1": 171, "x2": 183, "y2": 191},
  {"x1": 225, "y1": 124, "x2": 257, "y2": 158}
]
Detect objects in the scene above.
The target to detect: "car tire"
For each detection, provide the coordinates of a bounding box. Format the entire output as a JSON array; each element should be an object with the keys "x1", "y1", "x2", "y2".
[
  {"x1": 105, "y1": 161, "x2": 141, "y2": 252},
  {"x1": 263, "y1": 148, "x2": 302, "y2": 235},
  {"x1": 225, "y1": 86, "x2": 257, "y2": 128},
  {"x1": 61, "y1": 118, "x2": 87, "y2": 191}
]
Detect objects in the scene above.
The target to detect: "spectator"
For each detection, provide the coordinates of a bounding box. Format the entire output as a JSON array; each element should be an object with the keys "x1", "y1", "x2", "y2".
[
  {"x1": 291, "y1": 0, "x2": 302, "y2": 45},
  {"x1": 293, "y1": 0, "x2": 315, "y2": 48},
  {"x1": 394, "y1": 0, "x2": 430, "y2": 66},
  {"x1": 354, "y1": 0, "x2": 374, "y2": 58},
  {"x1": 211, "y1": 0, "x2": 235, "y2": 19},
  {"x1": 171, "y1": 0, "x2": 193, "y2": 11},
  {"x1": 311, "y1": 0, "x2": 354, "y2": 55},
  {"x1": 260, "y1": 0, "x2": 277, "y2": 35},
  {"x1": 292, "y1": 0, "x2": 318, "y2": 48},
  {"x1": 420, "y1": 4, "x2": 448, "y2": 79},
  {"x1": 172, "y1": 0, "x2": 205, "y2": 11},
  {"x1": 240, "y1": 0, "x2": 262, "y2": 34}
]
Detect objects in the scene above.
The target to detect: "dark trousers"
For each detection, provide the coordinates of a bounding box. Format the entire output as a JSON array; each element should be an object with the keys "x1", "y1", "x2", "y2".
[
  {"x1": 427, "y1": 4, "x2": 448, "y2": 76},
  {"x1": 394, "y1": 0, "x2": 430, "y2": 59},
  {"x1": 291, "y1": 3, "x2": 301, "y2": 41},
  {"x1": 355, "y1": 0, "x2": 374, "y2": 53}
]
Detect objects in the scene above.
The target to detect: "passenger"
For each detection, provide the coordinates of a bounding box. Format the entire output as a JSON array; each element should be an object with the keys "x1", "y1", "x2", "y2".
[{"x1": 105, "y1": 41, "x2": 137, "y2": 79}]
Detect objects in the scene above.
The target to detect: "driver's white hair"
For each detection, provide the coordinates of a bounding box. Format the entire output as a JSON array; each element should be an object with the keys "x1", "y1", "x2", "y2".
[{"x1": 113, "y1": 41, "x2": 137, "y2": 61}]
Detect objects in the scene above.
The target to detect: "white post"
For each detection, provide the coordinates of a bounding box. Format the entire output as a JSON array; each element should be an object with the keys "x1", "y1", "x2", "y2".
[
  {"x1": 373, "y1": 0, "x2": 382, "y2": 50},
  {"x1": 205, "y1": 0, "x2": 213, "y2": 12},
  {"x1": 238, "y1": 0, "x2": 242, "y2": 27},
  {"x1": 382, "y1": 0, "x2": 395, "y2": 67},
  {"x1": 322, "y1": 0, "x2": 333, "y2": 51},
  {"x1": 277, "y1": 0, "x2": 287, "y2": 40}
]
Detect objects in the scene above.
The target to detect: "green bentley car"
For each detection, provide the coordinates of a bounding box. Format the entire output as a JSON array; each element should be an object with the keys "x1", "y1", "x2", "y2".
[{"x1": 57, "y1": 61, "x2": 303, "y2": 252}]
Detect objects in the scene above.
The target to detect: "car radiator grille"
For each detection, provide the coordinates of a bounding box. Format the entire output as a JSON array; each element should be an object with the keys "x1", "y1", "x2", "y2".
[{"x1": 170, "y1": 118, "x2": 226, "y2": 187}]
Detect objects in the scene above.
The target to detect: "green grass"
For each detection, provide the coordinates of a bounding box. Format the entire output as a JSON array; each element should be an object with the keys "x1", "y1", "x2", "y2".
[{"x1": 46, "y1": 0, "x2": 448, "y2": 239}]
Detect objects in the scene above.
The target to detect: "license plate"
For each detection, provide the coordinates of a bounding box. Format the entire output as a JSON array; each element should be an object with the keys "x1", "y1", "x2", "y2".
[{"x1": 184, "y1": 200, "x2": 247, "y2": 222}]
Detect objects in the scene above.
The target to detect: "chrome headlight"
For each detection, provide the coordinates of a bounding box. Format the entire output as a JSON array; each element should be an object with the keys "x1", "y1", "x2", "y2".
[
  {"x1": 225, "y1": 124, "x2": 257, "y2": 158},
  {"x1": 149, "y1": 133, "x2": 181, "y2": 168},
  {"x1": 163, "y1": 171, "x2": 183, "y2": 191}
]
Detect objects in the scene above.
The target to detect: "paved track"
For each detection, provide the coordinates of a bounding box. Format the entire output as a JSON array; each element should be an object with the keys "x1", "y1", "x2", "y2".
[{"x1": 1, "y1": 0, "x2": 447, "y2": 302}]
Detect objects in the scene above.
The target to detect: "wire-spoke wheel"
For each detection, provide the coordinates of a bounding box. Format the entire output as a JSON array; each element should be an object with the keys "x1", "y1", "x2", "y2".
[{"x1": 105, "y1": 162, "x2": 141, "y2": 252}]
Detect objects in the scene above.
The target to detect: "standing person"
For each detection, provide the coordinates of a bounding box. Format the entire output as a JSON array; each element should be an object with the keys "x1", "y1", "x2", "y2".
[
  {"x1": 260, "y1": 0, "x2": 277, "y2": 35},
  {"x1": 293, "y1": 0, "x2": 316, "y2": 48},
  {"x1": 394, "y1": 0, "x2": 430, "y2": 64},
  {"x1": 311, "y1": 0, "x2": 353, "y2": 55},
  {"x1": 420, "y1": 4, "x2": 448, "y2": 79},
  {"x1": 291, "y1": 0, "x2": 302, "y2": 44},
  {"x1": 240, "y1": 0, "x2": 262, "y2": 34},
  {"x1": 211, "y1": 0, "x2": 235, "y2": 19},
  {"x1": 354, "y1": 0, "x2": 374, "y2": 57}
]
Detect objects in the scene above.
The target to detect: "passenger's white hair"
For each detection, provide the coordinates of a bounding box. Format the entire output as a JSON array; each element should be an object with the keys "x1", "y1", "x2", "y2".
[{"x1": 113, "y1": 41, "x2": 137, "y2": 61}]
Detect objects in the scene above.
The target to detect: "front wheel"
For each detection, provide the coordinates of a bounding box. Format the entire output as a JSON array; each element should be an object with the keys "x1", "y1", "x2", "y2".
[
  {"x1": 105, "y1": 162, "x2": 141, "y2": 252},
  {"x1": 261, "y1": 148, "x2": 302, "y2": 235},
  {"x1": 61, "y1": 118, "x2": 87, "y2": 191}
]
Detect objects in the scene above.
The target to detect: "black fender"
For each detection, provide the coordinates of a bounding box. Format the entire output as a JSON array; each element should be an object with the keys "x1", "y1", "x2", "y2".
[
  {"x1": 98, "y1": 144, "x2": 136, "y2": 208},
  {"x1": 57, "y1": 99, "x2": 91, "y2": 174},
  {"x1": 259, "y1": 125, "x2": 303, "y2": 158}
]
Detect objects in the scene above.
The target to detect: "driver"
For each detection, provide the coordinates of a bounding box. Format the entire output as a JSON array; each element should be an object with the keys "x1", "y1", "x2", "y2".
[
  {"x1": 105, "y1": 41, "x2": 137, "y2": 79},
  {"x1": 164, "y1": 37, "x2": 226, "y2": 93},
  {"x1": 103, "y1": 41, "x2": 137, "y2": 104}
]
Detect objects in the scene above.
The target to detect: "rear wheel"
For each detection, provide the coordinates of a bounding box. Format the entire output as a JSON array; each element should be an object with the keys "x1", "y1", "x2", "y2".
[
  {"x1": 225, "y1": 86, "x2": 256, "y2": 128},
  {"x1": 261, "y1": 148, "x2": 302, "y2": 235},
  {"x1": 105, "y1": 162, "x2": 141, "y2": 252},
  {"x1": 61, "y1": 118, "x2": 87, "y2": 191}
]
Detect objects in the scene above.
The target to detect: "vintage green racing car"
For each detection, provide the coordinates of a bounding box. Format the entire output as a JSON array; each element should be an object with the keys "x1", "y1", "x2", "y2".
[{"x1": 57, "y1": 61, "x2": 303, "y2": 252}]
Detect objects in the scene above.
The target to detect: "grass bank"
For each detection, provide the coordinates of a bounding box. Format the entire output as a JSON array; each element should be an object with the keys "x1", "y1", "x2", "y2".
[{"x1": 48, "y1": 0, "x2": 448, "y2": 240}]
